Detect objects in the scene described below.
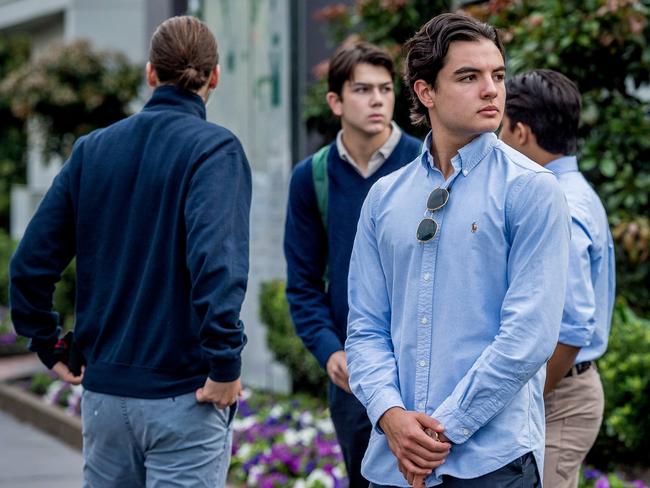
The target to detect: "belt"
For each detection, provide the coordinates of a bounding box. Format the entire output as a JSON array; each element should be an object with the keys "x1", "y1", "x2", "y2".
[{"x1": 565, "y1": 361, "x2": 592, "y2": 378}]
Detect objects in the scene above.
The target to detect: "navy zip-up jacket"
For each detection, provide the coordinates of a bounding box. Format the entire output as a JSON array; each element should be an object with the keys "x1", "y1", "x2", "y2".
[{"x1": 10, "y1": 86, "x2": 251, "y2": 398}]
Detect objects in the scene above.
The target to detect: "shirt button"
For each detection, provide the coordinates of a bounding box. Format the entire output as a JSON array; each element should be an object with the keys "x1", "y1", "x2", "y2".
[
  {"x1": 423, "y1": 272, "x2": 430, "y2": 282},
  {"x1": 462, "y1": 169, "x2": 469, "y2": 176},
  {"x1": 462, "y1": 427, "x2": 470, "y2": 436},
  {"x1": 418, "y1": 360, "x2": 426, "y2": 367},
  {"x1": 418, "y1": 402, "x2": 425, "y2": 410},
  {"x1": 420, "y1": 317, "x2": 428, "y2": 325}
]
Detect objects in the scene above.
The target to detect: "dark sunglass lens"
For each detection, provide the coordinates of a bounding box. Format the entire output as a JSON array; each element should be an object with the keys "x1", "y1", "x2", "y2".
[
  {"x1": 417, "y1": 218, "x2": 438, "y2": 242},
  {"x1": 427, "y1": 188, "x2": 449, "y2": 211}
]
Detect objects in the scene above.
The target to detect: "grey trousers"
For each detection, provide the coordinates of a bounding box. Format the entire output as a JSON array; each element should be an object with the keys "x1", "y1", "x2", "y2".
[
  {"x1": 544, "y1": 366, "x2": 604, "y2": 488},
  {"x1": 369, "y1": 451, "x2": 539, "y2": 487}
]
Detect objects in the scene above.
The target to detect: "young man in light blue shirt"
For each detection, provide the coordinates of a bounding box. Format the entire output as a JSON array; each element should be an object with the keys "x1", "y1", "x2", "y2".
[
  {"x1": 345, "y1": 13, "x2": 571, "y2": 487},
  {"x1": 500, "y1": 69, "x2": 615, "y2": 488}
]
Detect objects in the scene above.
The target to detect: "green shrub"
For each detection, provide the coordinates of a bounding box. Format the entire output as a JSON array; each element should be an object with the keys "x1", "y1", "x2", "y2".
[
  {"x1": 0, "y1": 39, "x2": 141, "y2": 158},
  {"x1": 29, "y1": 371, "x2": 55, "y2": 396},
  {"x1": 0, "y1": 35, "x2": 29, "y2": 232},
  {"x1": 0, "y1": 229, "x2": 16, "y2": 306},
  {"x1": 589, "y1": 299, "x2": 650, "y2": 468},
  {"x1": 259, "y1": 280, "x2": 327, "y2": 397},
  {"x1": 0, "y1": 228, "x2": 75, "y2": 331}
]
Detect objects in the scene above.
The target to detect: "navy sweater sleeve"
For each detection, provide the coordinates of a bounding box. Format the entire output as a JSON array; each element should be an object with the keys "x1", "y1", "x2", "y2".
[
  {"x1": 284, "y1": 157, "x2": 342, "y2": 368},
  {"x1": 10, "y1": 147, "x2": 79, "y2": 368},
  {"x1": 185, "y1": 138, "x2": 252, "y2": 382}
]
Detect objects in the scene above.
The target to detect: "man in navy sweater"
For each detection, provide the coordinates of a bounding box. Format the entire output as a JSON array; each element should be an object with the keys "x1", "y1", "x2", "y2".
[
  {"x1": 10, "y1": 16, "x2": 250, "y2": 487},
  {"x1": 284, "y1": 42, "x2": 421, "y2": 486}
]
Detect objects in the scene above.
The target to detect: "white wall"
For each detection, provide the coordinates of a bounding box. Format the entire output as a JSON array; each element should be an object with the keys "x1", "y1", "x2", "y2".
[{"x1": 204, "y1": 0, "x2": 292, "y2": 392}]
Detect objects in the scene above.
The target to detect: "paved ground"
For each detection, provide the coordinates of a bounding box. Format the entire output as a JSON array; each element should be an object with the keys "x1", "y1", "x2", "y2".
[{"x1": 0, "y1": 410, "x2": 83, "y2": 487}]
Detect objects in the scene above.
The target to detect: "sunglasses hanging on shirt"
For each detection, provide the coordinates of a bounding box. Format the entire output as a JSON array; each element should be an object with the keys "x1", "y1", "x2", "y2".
[{"x1": 416, "y1": 187, "x2": 450, "y2": 242}]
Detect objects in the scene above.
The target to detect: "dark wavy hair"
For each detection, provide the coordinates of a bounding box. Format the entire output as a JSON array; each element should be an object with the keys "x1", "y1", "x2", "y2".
[
  {"x1": 505, "y1": 69, "x2": 582, "y2": 154},
  {"x1": 403, "y1": 13, "x2": 504, "y2": 127}
]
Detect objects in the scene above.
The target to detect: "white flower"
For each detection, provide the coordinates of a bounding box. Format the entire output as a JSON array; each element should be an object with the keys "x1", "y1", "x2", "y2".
[
  {"x1": 298, "y1": 427, "x2": 318, "y2": 444},
  {"x1": 269, "y1": 404, "x2": 284, "y2": 419},
  {"x1": 247, "y1": 465, "x2": 265, "y2": 486},
  {"x1": 232, "y1": 416, "x2": 256, "y2": 432},
  {"x1": 332, "y1": 465, "x2": 346, "y2": 480},
  {"x1": 306, "y1": 468, "x2": 334, "y2": 488},
  {"x1": 240, "y1": 388, "x2": 252, "y2": 401},
  {"x1": 283, "y1": 428, "x2": 301, "y2": 446},
  {"x1": 315, "y1": 418, "x2": 335, "y2": 435},
  {"x1": 299, "y1": 411, "x2": 314, "y2": 425},
  {"x1": 293, "y1": 481, "x2": 307, "y2": 488},
  {"x1": 44, "y1": 380, "x2": 65, "y2": 405},
  {"x1": 235, "y1": 443, "x2": 253, "y2": 461}
]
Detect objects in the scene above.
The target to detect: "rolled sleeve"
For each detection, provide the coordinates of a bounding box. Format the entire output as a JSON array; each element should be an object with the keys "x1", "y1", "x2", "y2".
[{"x1": 558, "y1": 217, "x2": 596, "y2": 348}]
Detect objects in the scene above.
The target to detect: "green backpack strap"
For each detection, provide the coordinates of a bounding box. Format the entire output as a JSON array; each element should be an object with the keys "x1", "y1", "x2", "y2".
[
  {"x1": 311, "y1": 145, "x2": 330, "y2": 230},
  {"x1": 311, "y1": 145, "x2": 330, "y2": 289}
]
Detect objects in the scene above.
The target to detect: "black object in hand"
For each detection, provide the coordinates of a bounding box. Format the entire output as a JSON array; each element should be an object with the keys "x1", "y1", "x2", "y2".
[{"x1": 53, "y1": 331, "x2": 86, "y2": 376}]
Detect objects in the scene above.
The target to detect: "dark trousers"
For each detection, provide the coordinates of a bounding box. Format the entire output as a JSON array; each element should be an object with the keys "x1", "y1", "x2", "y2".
[
  {"x1": 369, "y1": 452, "x2": 539, "y2": 488},
  {"x1": 328, "y1": 382, "x2": 372, "y2": 488}
]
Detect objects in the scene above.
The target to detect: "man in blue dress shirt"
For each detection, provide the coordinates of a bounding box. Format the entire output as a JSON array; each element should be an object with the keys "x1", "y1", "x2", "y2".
[
  {"x1": 500, "y1": 69, "x2": 615, "y2": 488},
  {"x1": 345, "y1": 13, "x2": 571, "y2": 487}
]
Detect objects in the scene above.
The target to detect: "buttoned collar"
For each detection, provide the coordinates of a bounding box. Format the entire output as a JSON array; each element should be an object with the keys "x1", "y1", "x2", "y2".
[
  {"x1": 142, "y1": 85, "x2": 206, "y2": 120},
  {"x1": 420, "y1": 132, "x2": 498, "y2": 177},
  {"x1": 545, "y1": 155, "x2": 579, "y2": 176},
  {"x1": 336, "y1": 121, "x2": 402, "y2": 177}
]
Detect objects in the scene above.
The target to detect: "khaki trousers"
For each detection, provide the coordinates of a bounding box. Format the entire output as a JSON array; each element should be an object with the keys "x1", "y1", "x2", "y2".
[{"x1": 543, "y1": 365, "x2": 604, "y2": 488}]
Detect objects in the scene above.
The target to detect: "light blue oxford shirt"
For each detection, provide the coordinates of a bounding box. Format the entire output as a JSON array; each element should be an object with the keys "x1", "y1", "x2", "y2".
[
  {"x1": 546, "y1": 156, "x2": 615, "y2": 363},
  {"x1": 346, "y1": 132, "x2": 571, "y2": 486}
]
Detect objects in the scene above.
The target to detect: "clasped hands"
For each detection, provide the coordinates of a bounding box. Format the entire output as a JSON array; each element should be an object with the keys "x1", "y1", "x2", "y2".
[{"x1": 379, "y1": 407, "x2": 452, "y2": 488}]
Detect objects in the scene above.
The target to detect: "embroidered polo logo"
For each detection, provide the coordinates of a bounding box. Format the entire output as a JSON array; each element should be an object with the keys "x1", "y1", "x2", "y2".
[{"x1": 471, "y1": 222, "x2": 478, "y2": 233}]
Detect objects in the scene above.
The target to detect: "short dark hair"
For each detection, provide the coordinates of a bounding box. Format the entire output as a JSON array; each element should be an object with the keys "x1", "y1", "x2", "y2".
[
  {"x1": 328, "y1": 42, "x2": 394, "y2": 96},
  {"x1": 404, "y1": 13, "x2": 504, "y2": 127},
  {"x1": 505, "y1": 69, "x2": 581, "y2": 154}
]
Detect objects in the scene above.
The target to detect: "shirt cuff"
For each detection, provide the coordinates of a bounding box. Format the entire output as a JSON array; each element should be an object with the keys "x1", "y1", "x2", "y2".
[
  {"x1": 209, "y1": 356, "x2": 241, "y2": 382},
  {"x1": 558, "y1": 323, "x2": 592, "y2": 348},
  {"x1": 313, "y1": 334, "x2": 344, "y2": 370},
  {"x1": 37, "y1": 348, "x2": 60, "y2": 369},
  {"x1": 366, "y1": 388, "x2": 405, "y2": 434},
  {"x1": 431, "y1": 403, "x2": 479, "y2": 445}
]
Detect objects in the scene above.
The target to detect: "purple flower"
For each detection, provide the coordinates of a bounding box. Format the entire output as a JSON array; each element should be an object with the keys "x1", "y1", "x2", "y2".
[
  {"x1": 584, "y1": 468, "x2": 603, "y2": 481},
  {"x1": 595, "y1": 476, "x2": 610, "y2": 488},
  {"x1": 259, "y1": 472, "x2": 289, "y2": 488},
  {"x1": 0, "y1": 332, "x2": 17, "y2": 345},
  {"x1": 632, "y1": 481, "x2": 649, "y2": 488}
]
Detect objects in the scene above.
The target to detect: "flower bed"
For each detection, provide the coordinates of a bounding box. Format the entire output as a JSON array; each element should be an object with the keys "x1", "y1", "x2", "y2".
[
  {"x1": 229, "y1": 389, "x2": 348, "y2": 487},
  {"x1": 581, "y1": 468, "x2": 649, "y2": 488}
]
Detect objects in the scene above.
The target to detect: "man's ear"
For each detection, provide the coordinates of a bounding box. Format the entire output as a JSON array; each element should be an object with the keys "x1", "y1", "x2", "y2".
[
  {"x1": 514, "y1": 121, "x2": 533, "y2": 146},
  {"x1": 208, "y1": 65, "x2": 220, "y2": 90},
  {"x1": 145, "y1": 62, "x2": 158, "y2": 88},
  {"x1": 326, "y1": 91, "x2": 343, "y2": 117},
  {"x1": 413, "y1": 79, "x2": 435, "y2": 109}
]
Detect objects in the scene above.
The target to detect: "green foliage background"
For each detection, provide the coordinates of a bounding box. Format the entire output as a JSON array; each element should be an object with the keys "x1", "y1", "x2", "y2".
[
  {"x1": 0, "y1": 36, "x2": 29, "y2": 231},
  {"x1": 0, "y1": 39, "x2": 141, "y2": 159}
]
